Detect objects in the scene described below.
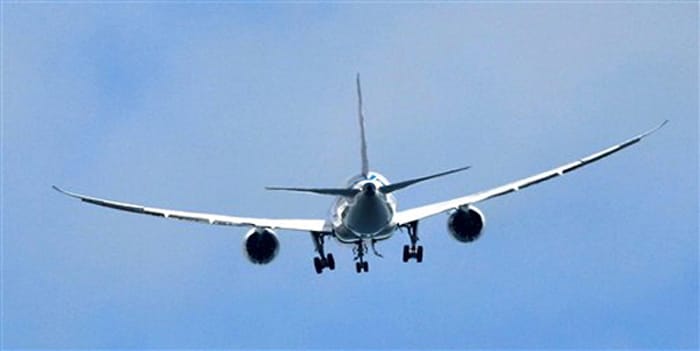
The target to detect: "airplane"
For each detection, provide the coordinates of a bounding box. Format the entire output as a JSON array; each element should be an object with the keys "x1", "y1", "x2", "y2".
[{"x1": 54, "y1": 75, "x2": 667, "y2": 274}]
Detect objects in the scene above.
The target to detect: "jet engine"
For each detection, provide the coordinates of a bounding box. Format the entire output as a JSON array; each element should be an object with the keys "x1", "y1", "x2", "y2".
[
  {"x1": 447, "y1": 206, "x2": 486, "y2": 243},
  {"x1": 243, "y1": 227, "x2": 280, "y2": 264}
]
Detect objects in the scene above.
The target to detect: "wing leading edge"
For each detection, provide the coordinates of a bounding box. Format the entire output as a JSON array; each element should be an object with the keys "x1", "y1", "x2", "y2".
[
  {"x1": 394, "y1": 120, "x2": 668, "y2": 226},
  {"x1": 52, "y1": 186, "x2": 329, "y2": 232}
]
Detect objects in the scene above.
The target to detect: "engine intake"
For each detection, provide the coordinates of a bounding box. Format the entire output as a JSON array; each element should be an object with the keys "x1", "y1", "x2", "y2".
[
  {"x1": 243, "y1": 228, "x2": 280, "y2": 264},
  {"x1": 447, "y1": 206, "x2": 485, "y2": 243}
]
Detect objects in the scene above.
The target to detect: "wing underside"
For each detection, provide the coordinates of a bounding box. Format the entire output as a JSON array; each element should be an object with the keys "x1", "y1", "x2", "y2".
[
  {"x1": 53, "y1": 186, "x2": 329, "y2": 232},
  {"x1": 394, "y1": 121, "x2": 668, "y2": 226}
]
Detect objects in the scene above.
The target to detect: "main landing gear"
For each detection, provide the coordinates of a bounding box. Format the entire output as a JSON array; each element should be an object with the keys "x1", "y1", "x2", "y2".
[
  {"x1": 402, "y1": 221, "x2": 424, "y2": 263},
  {"x1": 311, "y1": 231, "x2": 335, "y2": 274},
  {"x1": 311, "y1": 232, "x2": 372, "y2": 274}
]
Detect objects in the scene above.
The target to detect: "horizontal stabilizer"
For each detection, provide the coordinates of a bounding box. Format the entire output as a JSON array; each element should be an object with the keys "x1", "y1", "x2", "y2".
[
  {"x1": 265, "y1": 186, "x2": 360, "y2": 197},
  {"x1": 380, "y1": 166, "x2": 471, "y2": 194}
]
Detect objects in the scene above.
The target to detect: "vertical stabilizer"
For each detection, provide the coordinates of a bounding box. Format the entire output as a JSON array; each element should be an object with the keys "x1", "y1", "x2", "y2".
[{"x1": 356, "y1": 73, "x2": 370, "y2": 177}]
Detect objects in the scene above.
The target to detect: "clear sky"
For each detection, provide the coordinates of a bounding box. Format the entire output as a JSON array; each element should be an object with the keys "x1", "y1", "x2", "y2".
[{"x1": 2, "y1": 2, "x2": 697, "y2": 349}]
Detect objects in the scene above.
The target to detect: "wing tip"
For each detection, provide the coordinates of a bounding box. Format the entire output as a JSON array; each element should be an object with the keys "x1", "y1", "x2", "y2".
[
  {"x1": 649, "y1": 119, "x2": 669, "y2": 135},
  {"x1": 655, "y1": 119, "x2": 669, "y2": 131},
  {"x1": 52, "y1": 185, "x2": 80, "y2": 199}
]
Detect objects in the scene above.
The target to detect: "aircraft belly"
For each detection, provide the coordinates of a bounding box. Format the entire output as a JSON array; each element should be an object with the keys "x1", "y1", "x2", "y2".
[
  {"x1": 333, "y1": 223, "x2": 395, "y2": 243},
  {"x1": 333, "y1": 225, "x2": 357, "y2": 243},
  {"x1": 330, "y1": 178, "x2": 398, "y2": 244},
  {"x1": 342, "y1": 194, "x2": 393, "y2": 237}
]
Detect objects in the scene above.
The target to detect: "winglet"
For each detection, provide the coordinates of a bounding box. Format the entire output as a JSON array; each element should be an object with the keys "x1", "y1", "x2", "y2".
[
  {"x1": 52, "y1": 185, "x2": 71, "y2": 196},
  {"x1": 615, "y1": 119, "x2": 668, "y2": 150},
  {"x1": 52, "y1": 185, "x2": 85, "y2": 201},
  {"x1": 640, "y1": 119, "x2": 669, "y2": 139}
]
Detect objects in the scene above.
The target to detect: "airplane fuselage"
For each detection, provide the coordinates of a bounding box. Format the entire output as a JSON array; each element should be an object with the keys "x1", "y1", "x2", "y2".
[{"x1": 331, "y1": 172, "x2": 398, "y2": 244}]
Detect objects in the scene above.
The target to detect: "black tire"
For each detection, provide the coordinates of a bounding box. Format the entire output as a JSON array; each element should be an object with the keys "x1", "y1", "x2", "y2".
[
  {"x1": 362, "y1": 261, "x2": 369, "y2": 272},
  {"x1": 355, "y1": 262, "x2": 362, "y2": 273},
  {"x1": 314, "y1": 257, "x2": 323, "y2": 274},
  {"x1": 416, "y1": 246, "x2": 424, "y2": 263},
  {"x1": 402, "y1": 245, "x2": 409, "y2": 262},
  {"x1": 326, "y1": 253, "x2": 335, "y2": 270}
]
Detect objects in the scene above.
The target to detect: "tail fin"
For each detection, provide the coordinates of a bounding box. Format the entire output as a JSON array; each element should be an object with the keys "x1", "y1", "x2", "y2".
[
  {"x1": 357, "y1": 73, "x2": 370, "y2": 178},
  {"x1": 264, "y1": 75, "x2": 372, "y2": 198},
  {"x1": 380, "y1": 166, "x2": 471, "y2": 194}
]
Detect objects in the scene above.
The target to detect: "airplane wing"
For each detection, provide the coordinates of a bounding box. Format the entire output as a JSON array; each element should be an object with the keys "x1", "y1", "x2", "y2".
[
  {"x1": 53, "y1": 186, "x2": 329, "y2": 232},
  {"x1": 393, "y1": 120, "x2": 668, "y2": 226}
]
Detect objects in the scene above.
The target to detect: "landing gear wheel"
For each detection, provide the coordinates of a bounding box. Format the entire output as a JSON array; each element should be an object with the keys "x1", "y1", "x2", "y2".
[
  {"x1": 402, "y1": 244, "x2": 424, "y2": 263},
  {"x1": 326, "y1": 253, "x2": 335, "y2": 270},
  {"x1": 354, "y1": 260, "x2": 369, "y2": 273},
  {"x1": 313, "y1": 257, "x2": 323, "y2": 274},
  {"x1": 355, "y1": 261, "x2": 369, "y2": 273}
]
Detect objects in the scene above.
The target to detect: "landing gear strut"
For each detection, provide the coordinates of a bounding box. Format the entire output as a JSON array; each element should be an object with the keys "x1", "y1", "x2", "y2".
[
  {"x1": 353, "y1": 241, "x2": 369, "y2": 273},
  {"x1": 311, "y1": 231, "x2": 335, "y2": 274},
  {"x1": 402, "y1": 221, "x2": 424, "y2": 263}
]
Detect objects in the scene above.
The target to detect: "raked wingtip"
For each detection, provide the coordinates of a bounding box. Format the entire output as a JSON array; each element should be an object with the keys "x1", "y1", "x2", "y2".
[
  {"x1": 52, "y1": 185, "x2": 76, "y2": 198},
  {"x1": 655, "y1": 119, "x2": 669, "y2": 131},
  {"x1": 645, "y1": 119, "x2": 669, "y2": 138}
]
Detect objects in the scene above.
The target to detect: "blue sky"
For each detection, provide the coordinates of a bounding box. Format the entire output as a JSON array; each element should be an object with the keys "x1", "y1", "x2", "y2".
[{"x1": 2, "y1": 2, "x2": 697, "y2": 349}]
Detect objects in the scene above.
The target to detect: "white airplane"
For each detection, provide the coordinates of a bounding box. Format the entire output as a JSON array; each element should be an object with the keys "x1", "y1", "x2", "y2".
[{"x1": 54, "y1": 75, "x2": 667, "y2": 274}]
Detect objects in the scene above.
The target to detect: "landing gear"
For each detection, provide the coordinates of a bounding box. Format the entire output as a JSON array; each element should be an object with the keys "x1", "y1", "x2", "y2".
[
  {"x1": 401, "y1": 221, "x2": 424, "y2": 263},
  {"x1": 353, "y1": 241, "x2": 369, "y2": 273},
  {"x1": 314, "y1": 253, "x2": 335, "y2": 274},
  {"x1": 311, "y1": 231, "x2": 335, "y2": 274},
  {"x1": 355, "y1": 261, "x2": 369, "y2": 273},
  {"x1": 402, "y1": 244, "x2": 423, "y2": 263}
]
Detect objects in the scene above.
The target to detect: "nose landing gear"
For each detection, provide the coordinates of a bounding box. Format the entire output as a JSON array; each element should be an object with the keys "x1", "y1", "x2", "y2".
[
  {"x1": 353, "y1": 241, "x2": 369, "y2": 273},
  {"x1": 355, "y1": 260, "x2": 369, "y2": 273},
  {"x1": 401, "y1": 221, "x2": 424, "y2": 263}
]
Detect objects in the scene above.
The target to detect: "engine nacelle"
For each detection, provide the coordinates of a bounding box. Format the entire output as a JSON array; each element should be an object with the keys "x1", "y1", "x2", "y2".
[
  {"x1": 447, "y1": 206, "x2": 486, "y2": 243},
  {"x1": 243, "y1": 227, "x2": 280, "y2": 264}
]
